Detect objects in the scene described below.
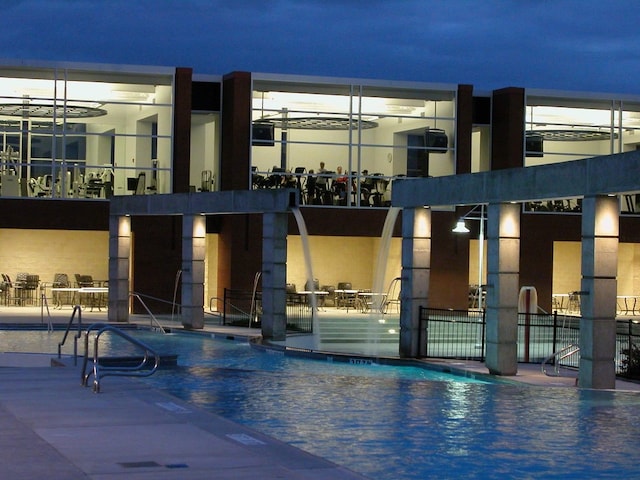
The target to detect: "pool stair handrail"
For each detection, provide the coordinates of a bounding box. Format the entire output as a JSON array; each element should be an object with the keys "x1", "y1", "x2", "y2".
[
  {"x1": 57, "y1": 305, "x2": 83, "y2": 365},
  {"x1": 249, "y1": 271, "x2": 261, "y2": 328},
  {"x1": 129, "y1": 292, "x2": 167, "y2": 334},
  {"x1": 81, "y1": 322, "x2": 160, "y2": 393},
  {"x1": 541, "y1": 343, "x2": 580, "y2": 377}
]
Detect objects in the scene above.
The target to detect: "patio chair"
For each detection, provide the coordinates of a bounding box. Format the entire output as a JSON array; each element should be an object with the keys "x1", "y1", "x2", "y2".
[{"x1": 382, "y1": 277, "x2": 401, "y2": 314}]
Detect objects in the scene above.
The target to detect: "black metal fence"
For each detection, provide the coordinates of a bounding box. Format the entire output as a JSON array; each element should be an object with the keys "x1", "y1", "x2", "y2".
[
  {"x1": 419, "y1": 307, "x2": 640, "y2": 378},
  {"x1": 517, "y1": 311, "x2": 580, "y2": 364},
  {"x1": 616, "y1": 319, "x2": 640, "y2": 380},
  {"x1": 222, "y1": 289, "x2": 260, "y2": 328},
  {"x1": 220, "y1": 289, "x2": 313, "y2": 333},
  {"x1": 419, "y1": 308, "x2": 486, "y2": 361},
  {"x1": 285, "y1": 300, "x2": 313, "y2": 333}
]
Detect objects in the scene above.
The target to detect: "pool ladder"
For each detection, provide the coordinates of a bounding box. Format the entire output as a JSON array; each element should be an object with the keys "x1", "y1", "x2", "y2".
[
  {"x1": 541, "y1": 343, "x2": 580, "y2": 377},
  {"x1": 80, "y1": 322, "x2": 160, "y2": 393}
]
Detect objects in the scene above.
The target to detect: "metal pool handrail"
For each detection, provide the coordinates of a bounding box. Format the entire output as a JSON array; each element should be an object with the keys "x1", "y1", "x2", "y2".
[
  {"x1": 57, "y1": 305, "x2": 83, "y2": 365},
  {"x1": 541, "y1": 343, "x2": 580, "y2": 377},
  {"x1": 129, "y1": 292, "x2": 167, "y2": 334},
  {"x1": 81, "y1": 322, "x2": 160, "y2": 393}
]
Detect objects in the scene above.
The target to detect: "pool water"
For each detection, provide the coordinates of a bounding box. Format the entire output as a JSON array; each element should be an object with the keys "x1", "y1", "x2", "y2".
[{"x1": 4, "y1": 328, "x2": 640, "y2": 479}]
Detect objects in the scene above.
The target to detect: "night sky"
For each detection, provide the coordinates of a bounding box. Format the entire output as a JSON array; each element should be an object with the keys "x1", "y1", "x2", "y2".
[{"x1": 3, "y1": 0, "x2": 639, "y2": 95}]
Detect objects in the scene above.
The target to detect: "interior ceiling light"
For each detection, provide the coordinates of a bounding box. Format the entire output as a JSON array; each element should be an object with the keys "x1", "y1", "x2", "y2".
[
  {"x1": 259, "y1": 116, "x2": 378, "y2": 130},
  {"x1": 527, "y1": 129, "x2": 618, "y2": 141},
  {"x1": 0, "y1": 103, "x2": 107, "y2": 118}
]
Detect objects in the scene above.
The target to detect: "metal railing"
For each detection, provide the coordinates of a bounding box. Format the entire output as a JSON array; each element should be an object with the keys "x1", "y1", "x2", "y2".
[
  {"x1": 221, "y1": 289, "x2": 259, "y2": 327},
  {"x1": 517, "y1": 311, "x2": 579, "y2": 363},
  {"x1": 218, "y1": 288, "x2": 313, "y2": 332},
  {"x1": 129, "y1": 292, "x2": 167, "y2": 333},
  {"x1": 418, "y1": 308, "x2": 640, "y2": 378},
  {"x1": 419, "y1": 308, "x2": 486, "y2": 361},
  {"x1": 57, "y1": 305, "x2": 84, "y2": 365},
  {"x1": 80, "y1": 322, "x2": 160, "y2": 393},
  {"x1": 285, "y1": 299, "x2": 313, "y2": 333},
  {"x1": 616, "y1": 319, "x2": 640, "y2": 380},
  {"x1": 418, "y1": 308, "x2": 580, "y2": 363},
  {"x1": 541, "y1": 343, "x2": 580, "y2": 377}
]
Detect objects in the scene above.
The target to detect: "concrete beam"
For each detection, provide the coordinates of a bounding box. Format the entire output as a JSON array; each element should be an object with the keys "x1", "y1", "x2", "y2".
[
  {"x1": 392, "y1": 150, "x2": 640, "y2": 208},
  {"x1": 110, "y1": 189, "x2": 298, "y2": 217}
]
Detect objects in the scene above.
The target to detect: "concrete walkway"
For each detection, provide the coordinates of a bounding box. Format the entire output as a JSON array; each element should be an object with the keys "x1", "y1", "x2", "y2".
[
  {"x1": 0, "y1": 366, "x2": 368, "y2": 480},
  {"x1": 1, "y1": 305, "x2": 639, "y2": 479},
  {"x1": 0, "y1": 307, "x2": 367, "y2": 479}
]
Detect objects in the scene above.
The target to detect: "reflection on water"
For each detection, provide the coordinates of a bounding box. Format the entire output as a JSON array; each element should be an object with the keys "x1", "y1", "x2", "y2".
[
  {"x1": 152, "y1": 363, "x2": 640, "y2": 479},
  {"x1": 143, "y1": 336, "x2": 640, "y2": 480},
  {"x1": 5, "y1": 330, "x2": 640, "y2": 479}
]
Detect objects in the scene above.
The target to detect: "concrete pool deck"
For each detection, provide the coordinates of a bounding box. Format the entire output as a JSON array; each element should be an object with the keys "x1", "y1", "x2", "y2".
[{"x1": 0, "y1": 305, "x2": 639, "y2": 479}]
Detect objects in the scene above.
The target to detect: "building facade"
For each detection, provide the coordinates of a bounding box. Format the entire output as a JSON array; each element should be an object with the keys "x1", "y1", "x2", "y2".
[{"x1": 1, "y1": 60, "x2": 640, "y2": 317}]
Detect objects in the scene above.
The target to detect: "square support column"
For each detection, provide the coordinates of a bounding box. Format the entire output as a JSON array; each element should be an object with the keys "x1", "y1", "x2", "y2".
[
  {"x1": 399, "y1": 207, "x2": 431, "y2": 358},
  {"x1": 181, "y1": 214, "x2": 206, "y2": 329},
  {"x1": 262, "y1": 212, "x2": 288, "y2": 342},
  {"x1": 579, "y1": 195, "x2": 619, "y2": 389},
  {"x1": 108, "y1": 215, "x2": 131, "y2": 323},
  {"x1": 485, "y1": 203, "x2": 520, "y2": 375}
]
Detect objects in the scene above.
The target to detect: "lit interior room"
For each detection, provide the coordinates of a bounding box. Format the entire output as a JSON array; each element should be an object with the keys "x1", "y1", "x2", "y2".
[
  {"x1": 0, "y1": 69, "x2": 176, "y2": 199},
  {"x1": 249, "y1": 79, "x2": 456, "y2": 207}
]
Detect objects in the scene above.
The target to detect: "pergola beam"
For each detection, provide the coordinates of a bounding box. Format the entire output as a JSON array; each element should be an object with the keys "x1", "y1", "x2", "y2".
[
  {"x1": 393, "y1": 150, "x2": 640, "y2": 208},
  {"x1": 393, "y1": 151, "x2": 639, "y2": 389}
]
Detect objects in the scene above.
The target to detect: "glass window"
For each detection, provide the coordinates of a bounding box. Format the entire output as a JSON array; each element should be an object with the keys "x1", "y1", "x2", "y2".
[
  {"x1": 0, "y1": 66, "x2": 174, "y2": 199},
  {"x1": 524, "y1": 94, "x2": 640, "y2": 214},
  {"x1": 524, "y1": 95, "x2": 640, "y2": 167},
  {"x1": 251, "y1": 78, "x2": 456, "y2": 207}
]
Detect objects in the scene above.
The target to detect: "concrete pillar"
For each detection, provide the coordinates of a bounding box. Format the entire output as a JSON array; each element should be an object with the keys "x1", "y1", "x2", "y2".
[
  {"x1": 399, "y1": 207, "x2": 431, "y2": 358},
  {"x1": 579, "y1": 195, "x2": 618, "y2": 389},
  {"x1": 181, "y1": 214, "x2": 206, "y2": 329},
  {"x1": 485, "y1": 203, "x2": 520, "y2": 375},
  {"x1": 108, "y1": 215, "x2": 131, "y2": 323},
  {"x1": 261, "y1": 212, "x2": 288, "y2": 341}
]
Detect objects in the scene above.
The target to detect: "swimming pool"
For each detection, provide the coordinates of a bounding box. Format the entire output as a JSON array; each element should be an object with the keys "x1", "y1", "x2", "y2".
[{"x1": 4, "y1": 328, "x2": 640, "y2": 479}]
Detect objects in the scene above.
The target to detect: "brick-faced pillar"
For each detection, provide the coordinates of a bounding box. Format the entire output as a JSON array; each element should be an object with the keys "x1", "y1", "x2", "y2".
[
  {"x1": 399, "y1": 207, "x2": 431, "y2": 358},
  {"x1": 181, "y1": 214, "x2": 206, "y2": 329},
  {"x1": 485, "y1": 203, "x2": 520, "y2": 375},
  {"x1": 262, "y1": 212, "x2": 288, "y2": 341},
  {"x1": 108, "y1": 215, "x2": 131, "y2": 323},
  {"x1": 579, "y1": 195, "x2": 618, "y2": 389}
]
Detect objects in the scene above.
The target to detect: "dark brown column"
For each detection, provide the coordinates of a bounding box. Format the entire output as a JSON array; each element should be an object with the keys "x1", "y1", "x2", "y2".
[
  {"x1": 131, "y1": 216, "x2": 182, "y2": 314},
  {"x1": 430, "y1": 211, "x2": 471, "y2": 309},
  {"x1": 217, "y1": 72, "x2": 260, "y2": 293},
  {"x1": 456, "y1": 84, "x2": 473, "y2": 174},
  {"x1": 491, "y1": 87, "x2": 525, "y2": 171},
  {"x1": 172, "y1": 67, "x2": 193, "y2": 193},
  {"x1": 220, "y1": 71, "x2": 252, "y2": 191},
  {"x1": 216, "y1": 213, "x2": 263, "y2": 302}
]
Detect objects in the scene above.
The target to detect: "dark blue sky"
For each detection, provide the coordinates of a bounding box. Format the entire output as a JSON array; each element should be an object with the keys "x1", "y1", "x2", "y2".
[{"x1": 3, "y1": 0, "x2": 639, "y2": 95}]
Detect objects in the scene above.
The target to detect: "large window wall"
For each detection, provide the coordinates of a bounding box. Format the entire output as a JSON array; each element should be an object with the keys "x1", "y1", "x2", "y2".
[
  {"x1": 524, "y1": 93, "x2": 640, "y2": 213},
  {"x1": 251, "y1": 77, "x2": 457, "y2": 207},
  {"x1": 525, "y1": 94, "x2": 640, "y2": 165},
  {"x1": 0, "y1": 65, "x2": 174, "y2": 199}
]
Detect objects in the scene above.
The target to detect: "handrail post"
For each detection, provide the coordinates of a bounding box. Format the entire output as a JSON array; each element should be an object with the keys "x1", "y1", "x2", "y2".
[
  {"x1": 552, "y1": 311, "x2": 558, "y2": 364},
  {"x1": 628, "y1": 319, "x2": 634, "y2": 373},
  {"x1": 57, "y1": 305, "x2": 83, "y2": 365},
  {"x1": 418, "y1": 306, "x2": 425, "y2": 358},
  {"x1": 481, "y1": 309, "x2": 486, "y2": 363},
  {"x1": 81, "y1": 322, "x2": 160, "y2": 393},
  {"x1": 128, "y1": 292, "x2": 166, "y2": 334},
  {"x1": 223, "y1": 288, "x2": 228, "y2": 326}
]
